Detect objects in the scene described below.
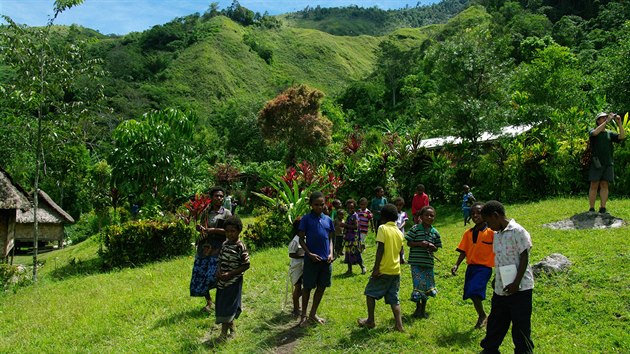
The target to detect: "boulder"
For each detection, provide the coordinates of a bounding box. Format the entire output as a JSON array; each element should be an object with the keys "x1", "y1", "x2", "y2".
[{"x1": 533, "y1": 253, "x2": 571, "y2": 276}]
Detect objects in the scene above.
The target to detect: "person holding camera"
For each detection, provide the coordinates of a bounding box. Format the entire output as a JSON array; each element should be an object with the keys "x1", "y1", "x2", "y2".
[{"x1": 588, "y1": 112, "x2": 625, "y2": 213}]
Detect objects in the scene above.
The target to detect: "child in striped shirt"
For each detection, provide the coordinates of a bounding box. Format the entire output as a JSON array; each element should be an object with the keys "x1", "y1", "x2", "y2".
[{"x1": 405, "y1": 206, "x2": 442, "y2": 318}]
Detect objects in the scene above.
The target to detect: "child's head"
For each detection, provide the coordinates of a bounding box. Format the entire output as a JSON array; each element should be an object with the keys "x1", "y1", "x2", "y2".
[
  {"x1": 292, "y1": 217, "x2": 302, "y2": 235},
  {"x1": 332, "y1": 199, "x2": 342, "y2": 210},
  {"x1": 415, "y1": 184, "x2": 425, "y2": 193},
  {"x1": 392, "y1": 197, "x2": 404, "y2": 212},
  {"x1": 470, "y1": 202, "x2": 485, "y2": 225},
  {"x1": 323, "y1": 204, "x2": 330, "y2": 216},
  {"x1": 463, "y1": 184, "x2": 470, "y2": 193},
  {"x1": 345, "y1": 199, "x2": 356, "y2": 213},
  {"x1": 374, "y1": 186, "x2": 384, "y2": 197},
  {"x1": 380, "y1": 203, "x2": 398, "y2": 223},
  {"x1": 481, "y1": 200, "x2": 505, "y2": 231},
  {"x1": 309, "y1": 191, "x2": 326, "y2": 215},
  {"x1": 419, "y1": 206, "x2": 436, "y2": 226},
  {"x1": 358, "y1": 197, "x2": 368, "y2": 209},
  {"x1": 224, "y1": 216, "x2": 243, "y2": 243}
]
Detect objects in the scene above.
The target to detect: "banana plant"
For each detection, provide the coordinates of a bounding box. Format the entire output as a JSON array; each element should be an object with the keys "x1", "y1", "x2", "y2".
[{"x1": 252, "y1": 177, "x2": 321, "y2": 224}]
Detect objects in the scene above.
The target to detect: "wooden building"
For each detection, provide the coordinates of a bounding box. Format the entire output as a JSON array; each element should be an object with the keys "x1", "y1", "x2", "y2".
[
  {"x1": 0, "y1": 167, "x2": 31, "y2": 260},
  {"x1": 15, "y1": 189, "x2": 75, "y2": 249}
]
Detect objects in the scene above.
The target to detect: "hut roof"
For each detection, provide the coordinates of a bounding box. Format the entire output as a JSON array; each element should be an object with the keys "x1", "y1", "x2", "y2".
[
  {"x1": 16, "y1": 190, "x2": 75, "y2": 224},
  {"x1": 0, "y1": 167, "x2": 31, "y2": 210}
]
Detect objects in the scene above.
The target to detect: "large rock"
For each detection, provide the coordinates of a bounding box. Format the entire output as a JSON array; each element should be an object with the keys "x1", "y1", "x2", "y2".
[
  {"x1": 543, "y1": 212, "x2": 625, "y2": 230},
  {"x1": 533, "y1": 253, "x2": 571, "y2": 276}
]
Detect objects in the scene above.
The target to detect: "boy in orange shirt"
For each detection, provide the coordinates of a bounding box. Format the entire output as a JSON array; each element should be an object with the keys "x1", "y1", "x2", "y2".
[{"x1": 451, "y1": 202, "x2": 495, "y2": 328}]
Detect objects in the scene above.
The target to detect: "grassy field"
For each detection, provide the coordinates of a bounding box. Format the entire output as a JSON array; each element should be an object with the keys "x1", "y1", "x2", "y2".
[{"x1": 1, "y1": 197, "x2": 629, "y2": 353}]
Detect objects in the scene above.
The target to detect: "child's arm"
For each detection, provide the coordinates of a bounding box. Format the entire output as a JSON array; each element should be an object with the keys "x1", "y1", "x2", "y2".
[
  {"x1": 407, "y1": 240, "x2": 436, "y2": 251},
  {"x1": 451, "y1": 252, "x2": 466, "y2": 275},
  {"x1": 371, "y1": 241, "x2": 385, "y2": 278},
  {"x1": 289, "y1": 252, "x2": 302, "y2": 259},
  {"x1": 218, "y1": 263, "x2": 250, "y2": 281},
  {"x1": 299, "y1": 230, "x2": 322, "y2": 262},
  {"x1": 504, "y1": 249, "x2": 529, "y2": 295}
]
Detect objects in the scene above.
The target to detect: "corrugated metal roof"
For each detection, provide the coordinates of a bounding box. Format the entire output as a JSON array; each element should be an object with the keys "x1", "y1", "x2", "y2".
[{"x1": 418, "y1": 124, "x2": 534, "y2": 150}]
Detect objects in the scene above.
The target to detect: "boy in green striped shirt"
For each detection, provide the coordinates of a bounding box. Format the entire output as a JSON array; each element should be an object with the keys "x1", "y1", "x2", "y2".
[{"x1": 405, "y1": 206, "x2": 442, "y2": 318}]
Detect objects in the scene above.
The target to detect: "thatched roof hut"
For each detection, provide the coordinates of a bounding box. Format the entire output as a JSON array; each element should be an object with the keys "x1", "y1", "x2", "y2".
[
  {"x1": 0, "y1": 167, "x2": 31, "y2": 259},
  {"x1": 15, "y1": 190, "x2": 74, "y2": 247},
  {"x1": 16, "y1": 190, "x2": 75, "y2": 224},
  {"x1": 0, "y1": 167, "x2": 30, "y2": 210}
]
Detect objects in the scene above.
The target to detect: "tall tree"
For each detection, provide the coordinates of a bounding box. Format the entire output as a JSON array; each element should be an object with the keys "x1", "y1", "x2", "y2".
[
  {"x1": 109, "y1": 108, "x2": 199, "y2": 210},
  {"x1": 424, "y1": 25, "x2": 512, "y2": 153},
  {"x1": 258, "y1": 84, "x2": 333, "y2": 164},
  {"x1": 0, "y1": 0, "x2": 104, "y2": 280}
]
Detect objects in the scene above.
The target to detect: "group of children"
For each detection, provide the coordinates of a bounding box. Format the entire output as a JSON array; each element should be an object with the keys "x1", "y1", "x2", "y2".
[
  {"x1": 190, "y1": 185, "x2": 534, "y2": 354},
  {"x1": 288, "y1": 188, "x2": 534, "y2": 353}
]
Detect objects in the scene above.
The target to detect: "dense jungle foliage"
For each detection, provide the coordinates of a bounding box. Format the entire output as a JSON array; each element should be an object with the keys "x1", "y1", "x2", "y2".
[{"x1": 1, "y1": 0, "x2": 630, "y2": 248}]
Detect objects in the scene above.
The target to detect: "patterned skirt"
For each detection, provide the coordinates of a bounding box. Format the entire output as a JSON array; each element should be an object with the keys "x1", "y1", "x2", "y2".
[
  {"x1": 344, "y1": 237, "x2": 363, "y2": 265},
  {"x1": 410, "y1": 265, "x2": 437, "y2": 302}
]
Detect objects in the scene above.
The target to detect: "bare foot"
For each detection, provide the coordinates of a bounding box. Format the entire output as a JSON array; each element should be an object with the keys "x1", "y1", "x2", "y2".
[
  {"x1": 310, "y1": 315, "x2": 326, "y2": 325},
  {"x1": 298, "y1": 316, "x2": 310, "y2": 328},
  {"x1": 393, "y1": 326, "x2": 405, "y2": 332},
  {"x1": 357, "y1": 318, "x2": 375, "y2": 329},
  {"x1": 413, "y1": 311, "x2": 429, "y2": 319},
  {"x1": 475, "y1": 316, "x2": 487, "y2": 329}
]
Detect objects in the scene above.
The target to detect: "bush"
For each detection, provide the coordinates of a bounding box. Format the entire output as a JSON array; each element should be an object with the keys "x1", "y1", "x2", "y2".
[
  {"x1": 99, "y1": 219, "x2": 195, "y2": 268},
  {"x1": 1, "y1": 264, "x2": 31, "y2": 293},
  {"x1": 242, "y1": 207, "x2": 292, "y2": 250},
  {"x1": 66, "y1": 208, "x2": 132, "y2": 245}
]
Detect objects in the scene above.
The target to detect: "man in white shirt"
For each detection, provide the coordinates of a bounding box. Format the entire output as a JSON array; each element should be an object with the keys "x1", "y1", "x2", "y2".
[{"x1": 480, "y1": 200, "x2": 534, "y2": 354}]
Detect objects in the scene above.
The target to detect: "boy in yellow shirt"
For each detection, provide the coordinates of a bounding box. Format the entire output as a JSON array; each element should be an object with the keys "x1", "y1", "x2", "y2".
[{"x1": 357, "y1": 203, "x2": 405, "y2": 332}]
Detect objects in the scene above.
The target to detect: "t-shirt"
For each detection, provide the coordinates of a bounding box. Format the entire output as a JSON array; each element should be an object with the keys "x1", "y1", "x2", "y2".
[
  {"x1": 376, "y1": 221, "x2": 404, "y2": 275},
  {"x1": 405, "y1": 224, "x2": 442, "y2": 268},
  {"x1": 411, "y1": 193, "x2": 429, "y2": 217},
  {"x1": 456, "y1": 225, "x2": 494, "y2": 267},
  {"x1": 493, "y1": 219, "x2": 534, "y2": 295},
  {"x1": 462, "y1": 192, "x2": 474, "y2": 209},
  {"x1": 396, "y1": 211, "x2": 408, "y2": 233},
  {"x1": 217, "y1": 239, "x2": 250, "y2": 289},
  {"x1": 288, "y1": 235, "x2": 305, "y2": 265},
  {"x1": 299, "y1": 212, "x2": 334, "y2": 259},
  {"x1": 357, "y1": 208, "x2": 373, "y2": 236},
  {"x1": 590, "y1": 129, "x2": 621, "y2": 166},
  {"x1": 344, "y1": 212, "x2": 359, "y2": 241},
  {"x1": 370, "y1": 197, "x2": 387, "y2": 220}
]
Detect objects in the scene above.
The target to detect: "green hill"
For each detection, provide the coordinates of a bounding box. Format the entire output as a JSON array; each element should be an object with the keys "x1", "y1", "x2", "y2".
[
  {"x1": 97, "y1": 15, "x2": 382, "y2": 120},
  {"x1": 153, "y1": 16, "x2": 382, "y2": 118},
  {"x1": 282, "y1": 0, "x2": 471, "y2": 36}
]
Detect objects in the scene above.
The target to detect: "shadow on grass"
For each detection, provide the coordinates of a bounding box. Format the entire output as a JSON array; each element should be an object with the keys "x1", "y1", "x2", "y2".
[
  {"x1": 332, "y1": 324, "x2": 393, "y2": 351},
  {"x1": 153, "y1": 308, "x2": 209, "y2": 329},
  {"x1": 251, "y1": 311, "x2": 310, "y2": 351},
  {"x1": 435, "y1": 325, "x2": 479, "y2": 349},
  {"x1": 47, "y1": 256, "x2": 106, "y2": 280}
]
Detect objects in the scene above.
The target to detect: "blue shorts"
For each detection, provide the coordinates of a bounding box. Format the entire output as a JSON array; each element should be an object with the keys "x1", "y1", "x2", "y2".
[
  {"x1": 364, "y1": 274, "x2": 401, "y2": 305},
  {"x1": 302, "y1": 256, "x2": 332, "y2": 290},
  {"x1": 463, "y1": 264, "x2": 492, "y2": 300}
]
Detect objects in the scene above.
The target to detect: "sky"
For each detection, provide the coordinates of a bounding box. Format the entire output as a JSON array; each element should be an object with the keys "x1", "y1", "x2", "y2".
[{"x1": 1, "y1": 0, "x2": 439, "y2": 35}]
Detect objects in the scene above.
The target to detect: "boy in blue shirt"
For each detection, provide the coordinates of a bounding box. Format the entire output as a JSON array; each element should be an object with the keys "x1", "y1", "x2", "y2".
[{"x1": 298, "y1": 191, "x2": 335, "y2": 327}]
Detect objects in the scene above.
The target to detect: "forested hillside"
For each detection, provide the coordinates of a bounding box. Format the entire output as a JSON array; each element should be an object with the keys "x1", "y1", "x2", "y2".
[
  {"x1": 1, "y1": 0, "x2": 630, "y2": 224},
  {"x1": 282, "y1": 0, "x2": 470, "y2": 36}
]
